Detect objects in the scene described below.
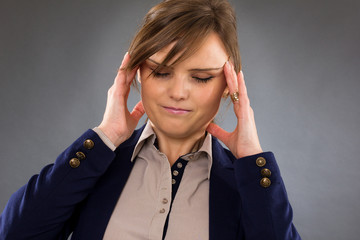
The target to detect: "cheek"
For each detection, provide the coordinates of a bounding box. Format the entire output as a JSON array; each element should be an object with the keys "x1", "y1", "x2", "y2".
[
  {"x1": 196, "y1": 83, "x2": 226, "y2": 113},
  {"x1": 139, "y1": 75, "x2": 163, "y2": 117}
]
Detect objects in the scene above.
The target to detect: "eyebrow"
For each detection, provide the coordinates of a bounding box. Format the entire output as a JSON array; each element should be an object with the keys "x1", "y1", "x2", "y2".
[{"x1": 147, "y1": 58, "x2": 224, "y2": 71}]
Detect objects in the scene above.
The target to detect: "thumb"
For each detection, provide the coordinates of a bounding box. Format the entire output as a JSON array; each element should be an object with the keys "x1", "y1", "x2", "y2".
[
  {"x1": 206, "y1": 122, "x2": 230, "y2": 146},
  {"x1": 130, "y1": 101, "x2": 145, "y2": 122}
]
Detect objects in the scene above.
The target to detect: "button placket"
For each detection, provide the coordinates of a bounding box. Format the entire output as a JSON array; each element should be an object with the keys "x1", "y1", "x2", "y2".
[
  {"x1": 161, "y1": 158, "x2": 189, "y2": 238},
  {"x1": 171, "y1": 158, "x2": 188, "y2": 188},
  {"x1": 157, "y1": 158, "x2": 171, "y2": 218}
]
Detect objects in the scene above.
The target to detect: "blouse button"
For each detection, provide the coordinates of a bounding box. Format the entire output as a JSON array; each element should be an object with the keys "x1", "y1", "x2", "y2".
[
  {"x1": 177, "y1": 162, "x2": 183, "y2": 168},
  {"x1": 173, "y1": 170, "x2": 179, "y2": 176},
  {"x1": 172, "y1": 179, "x2": 176, "y2": 184},
  {"x1": 162, "y1": 198, "x2": 168, "y2": 204},
  {"x1": 159, "y1": 208, "x2": 166, "y2": 214}
]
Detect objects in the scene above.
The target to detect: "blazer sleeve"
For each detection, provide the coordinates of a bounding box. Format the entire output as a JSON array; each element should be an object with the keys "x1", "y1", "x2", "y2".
[
  {"x1": 233, "y1": 152, "x2": 301, "y2": 240},
  {"x1": 0, "y1": 129, "x2": 115, "y2": 240}
]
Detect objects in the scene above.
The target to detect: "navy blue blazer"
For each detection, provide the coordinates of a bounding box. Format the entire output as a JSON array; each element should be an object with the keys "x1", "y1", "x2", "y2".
[{"x1": 0, "y1": 126, "x2": 301, "y2": 239}]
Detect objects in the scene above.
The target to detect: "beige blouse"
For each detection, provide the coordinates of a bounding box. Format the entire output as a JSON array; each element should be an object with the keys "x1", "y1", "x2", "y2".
[{"x1": 94, "y1": 122, "x2": 213, "y2": 240}]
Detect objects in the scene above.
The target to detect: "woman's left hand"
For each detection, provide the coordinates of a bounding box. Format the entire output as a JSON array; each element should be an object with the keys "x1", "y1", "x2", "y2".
[{"x1": 206, "y1": 61, "x2": 263, "y2": 159}]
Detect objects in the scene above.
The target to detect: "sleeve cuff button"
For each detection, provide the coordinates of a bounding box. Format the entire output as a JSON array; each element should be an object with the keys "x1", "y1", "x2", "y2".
[
  {"x1": 260, "y1": 177, "x2": 271, "y2": 188},
  {"x1": 69, "y1": 158, "x2": 80, "y2": 168},
  {"x1": 76, "y1": 152, "x2": 86, "y2": 160},
  {"x1": 261, "y1": 168, "x2": 271, "y2": 177},
  {"x1": 83, "y1": 139, "x2": 94, "y2": 149},
  {"x1": 256, "y1": 157, "x2": 266, "y2": 167}
]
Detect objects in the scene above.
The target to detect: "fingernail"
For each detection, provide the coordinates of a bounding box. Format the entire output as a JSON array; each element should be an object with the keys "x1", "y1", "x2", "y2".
[
  {"x1": 240, "y1": 70, "x2": 244, "y2": 78},
  {"x1": 121, "y1": 52, "x2": 129, "y2": 66},
  {"x1": 226, "y1": 61, "x2": 231, "y2": 69}
]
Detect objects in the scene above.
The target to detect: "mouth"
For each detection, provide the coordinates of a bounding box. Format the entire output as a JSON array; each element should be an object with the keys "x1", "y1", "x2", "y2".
[{"x1": 163, "y1": 106, "x2": 191, "y2": 115}]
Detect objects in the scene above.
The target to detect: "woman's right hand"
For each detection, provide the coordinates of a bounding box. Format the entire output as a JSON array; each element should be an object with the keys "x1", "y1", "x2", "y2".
[{"x1": 98, "y1": 52, "x2": 145, "y2": 147}]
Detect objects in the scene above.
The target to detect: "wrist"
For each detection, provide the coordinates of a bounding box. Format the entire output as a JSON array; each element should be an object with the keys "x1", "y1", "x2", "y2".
[
  {"x1": 236, "y1": 147, "x2": 263, "y2": 159},
  {"x1": 97, "y1": 125, "x2": 126, "y2": 147}
]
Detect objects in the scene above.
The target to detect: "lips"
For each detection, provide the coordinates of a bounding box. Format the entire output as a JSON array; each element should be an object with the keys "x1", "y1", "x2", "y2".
[{"x1": 163, "y1": 106, "x2": 191, "y2": 115}]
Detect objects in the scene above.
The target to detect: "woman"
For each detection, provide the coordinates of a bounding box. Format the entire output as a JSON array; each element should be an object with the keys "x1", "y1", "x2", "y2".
[{"x1": 0, "y1": 0, "x2": 301, "y2": 239}]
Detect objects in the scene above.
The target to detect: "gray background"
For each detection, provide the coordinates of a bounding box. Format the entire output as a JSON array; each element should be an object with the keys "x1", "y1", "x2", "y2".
[{"x1": 0, "y1": 0, "x2": 359, "y2": 239}]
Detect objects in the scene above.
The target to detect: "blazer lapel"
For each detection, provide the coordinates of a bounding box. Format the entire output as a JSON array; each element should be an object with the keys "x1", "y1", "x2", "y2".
[{"x1": 209, "y1": 138, "x2": 242, "y2": 240}]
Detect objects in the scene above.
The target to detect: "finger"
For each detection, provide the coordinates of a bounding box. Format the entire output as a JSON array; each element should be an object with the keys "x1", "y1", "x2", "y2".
[
  {"x1": 126, "y1": 65, "x2": 139, "y2": 86},
  {"x1": 119, "y1": 52, "x2": 130, "y2": 70},
  {"x1": 238, "y1": 71, "x2": 248, "y2": 96},
  {"x1": 114, "y1": 52, "x2": 130, "y2": 85},
  {"x1": 113, "y1": 53, "x2": 138, "y2": 97},
  {"x1": 130, "y1": 101, "x2": 145, "y2": 122},
  {"x1": 224, "y1": 61, "x2": 239, "y2": 95},
  {"x1": 206, "y1": 122, "x2": 231, "y2": 146},
  {"x1": 119, "y1": 52, "x2": 138, "y2": 86},
  {"x1": 233, "y1": 71, "x2": 251, "y2": 119},
  {"x1": 237, "y1": 71, "x2": 250, "y2": 108}
]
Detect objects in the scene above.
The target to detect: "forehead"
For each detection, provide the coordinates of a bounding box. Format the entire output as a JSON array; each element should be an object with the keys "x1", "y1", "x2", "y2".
[{"x1": 150, "y1": 32, "x2": 229, "y2": 68}]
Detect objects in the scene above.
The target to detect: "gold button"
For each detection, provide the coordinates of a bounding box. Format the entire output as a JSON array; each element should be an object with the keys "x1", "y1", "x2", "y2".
[
  {"x1": 172, "y1": 179, "x2": 176, "y2": 184},
  {"x1": 256, "y1": 157, "x2": 266, "y2": 167},
  {"x1": 260, "y1": 177, "x2": 271, "y2": 188},
  {"x1": 159, "y1": 208, "x2": 166, "y2": 214},
  {"x1": 83, "y1": 139, "x2": 94, "y2": 150},
  {"x1": 69, "y1": 158, "x2": 80, "y2": 168},
  {"x1": 177, "y1": 162, "x2": 183, "y2": 168},
  {"x1": 173, "y1": 170, "x2": 179, "y2": 176},
  {"x1": 261, "y1": 168, "x2": 271, "y2": 177},
  {"x1": 162, "y1": 198, "x2": 168, "y2": 204},
  {"x1": 76, "y1": 152, "x2": 86, "y2": 160}
]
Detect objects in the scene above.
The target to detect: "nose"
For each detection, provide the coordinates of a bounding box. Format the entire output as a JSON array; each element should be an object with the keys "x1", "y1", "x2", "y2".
[{"x1": 168, "y1": 75, "x2": 189, "y2": 101}]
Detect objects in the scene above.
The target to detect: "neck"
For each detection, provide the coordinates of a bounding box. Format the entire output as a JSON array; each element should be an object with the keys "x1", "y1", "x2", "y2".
[{"x1": 152, "y1": 125, "x2": 206, "y2": 166}]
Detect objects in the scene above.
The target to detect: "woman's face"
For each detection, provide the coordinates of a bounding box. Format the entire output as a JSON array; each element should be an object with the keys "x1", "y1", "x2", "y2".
[{"x1": 139, "y1": 32, "x2": 228, "y2": 139}]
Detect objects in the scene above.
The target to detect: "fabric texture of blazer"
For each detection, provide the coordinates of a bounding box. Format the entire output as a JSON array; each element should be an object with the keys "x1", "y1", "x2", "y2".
[{"x1": 0, "y1": 125, "x2": 301, "y2": 240}]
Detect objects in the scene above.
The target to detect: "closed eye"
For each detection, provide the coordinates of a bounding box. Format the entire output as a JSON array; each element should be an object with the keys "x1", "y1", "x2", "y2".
[
  {"x1": 193, "y1": 76, "x2": 213, "y2": 83},
  {"x1": 149, "y1": 67, "x2": 170, "y2": 78},
  {"x1": 154, "y1": 72, "x2": 170, "y2": 78}
]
